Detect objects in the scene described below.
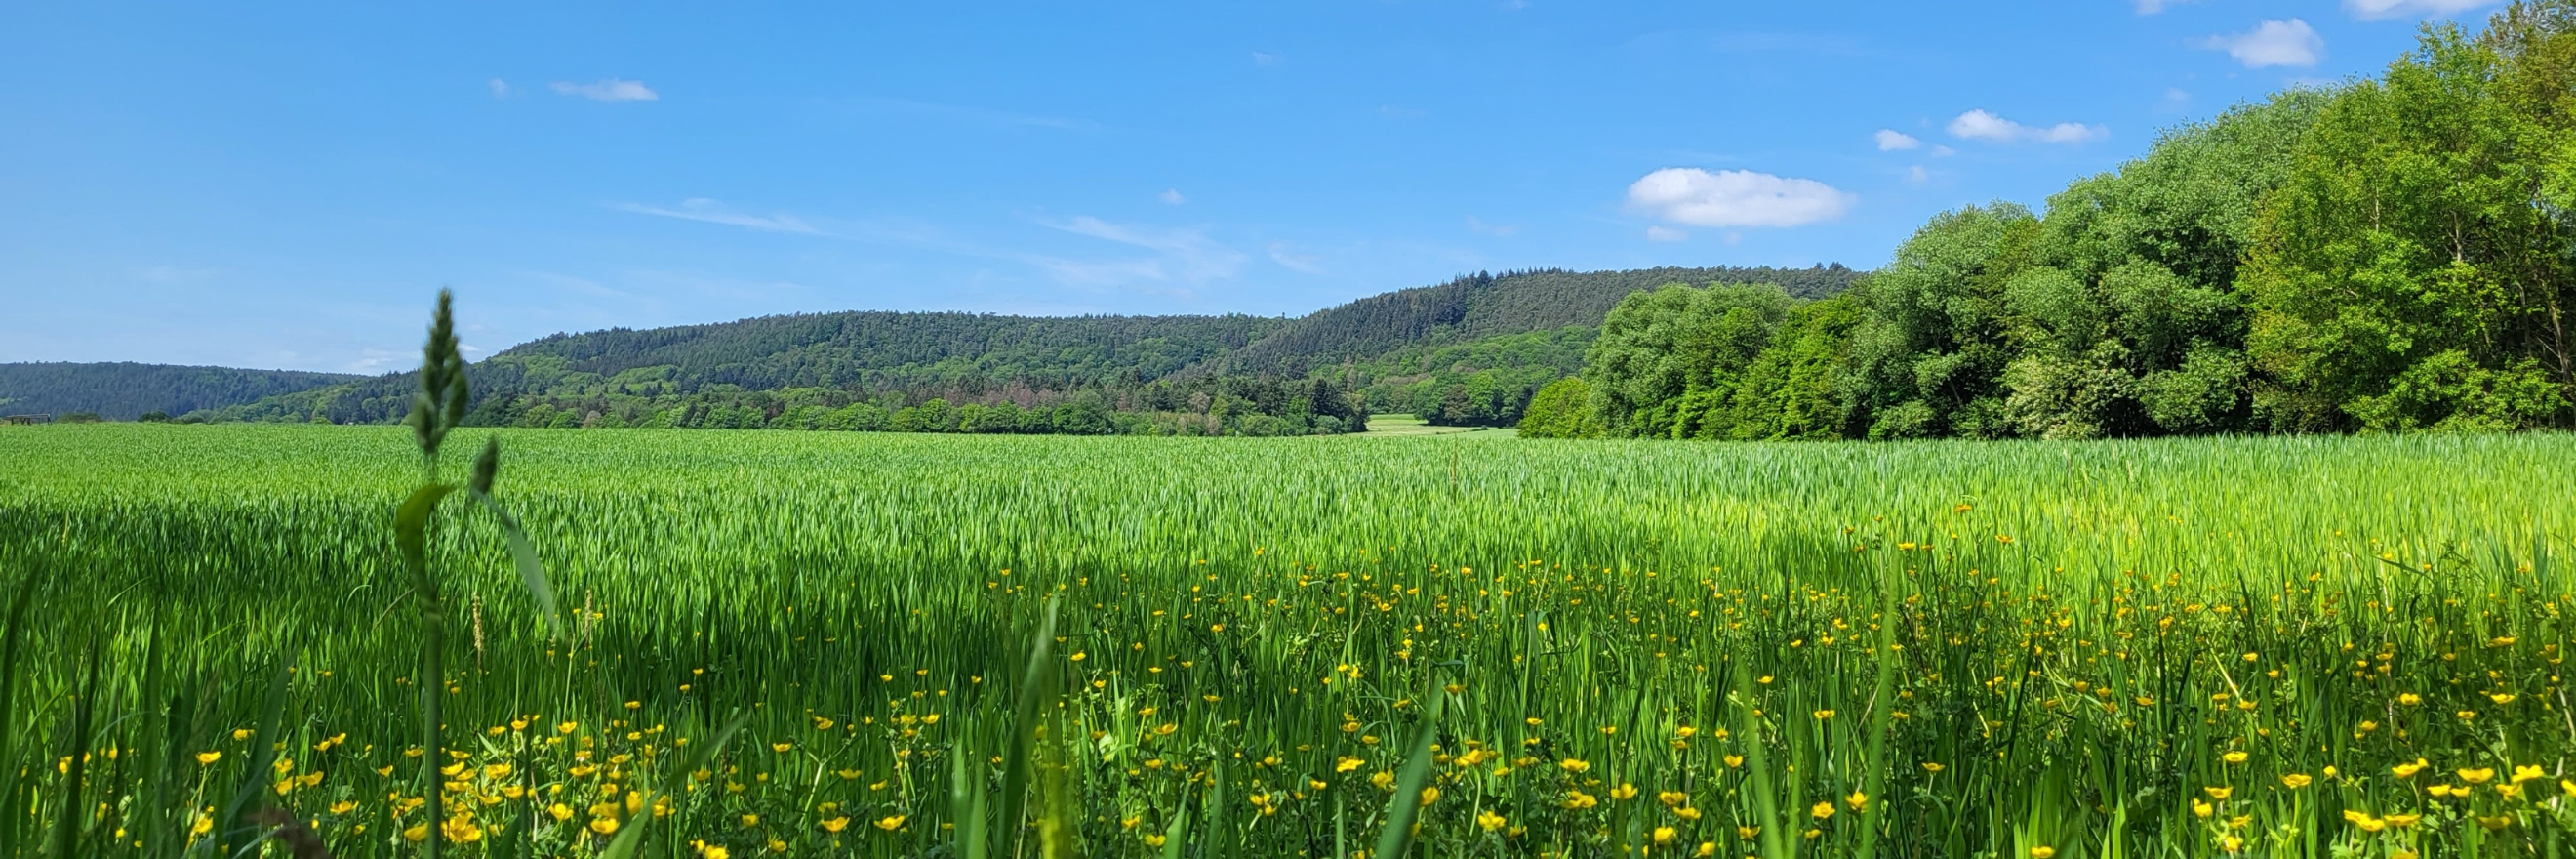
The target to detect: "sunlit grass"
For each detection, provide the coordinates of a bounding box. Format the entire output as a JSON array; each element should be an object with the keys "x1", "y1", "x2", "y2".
[{"x1": 0, "y1": 424, "x2": 2570, "y2": 857}]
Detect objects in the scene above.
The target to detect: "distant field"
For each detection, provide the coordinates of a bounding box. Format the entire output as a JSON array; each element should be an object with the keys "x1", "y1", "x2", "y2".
[
  {"x1": 1353, "y1": 413, "x2": 1519, "y2": 438},
  {"x1": 2, "y1": 424, "x2": 2571, "y2": 857}
]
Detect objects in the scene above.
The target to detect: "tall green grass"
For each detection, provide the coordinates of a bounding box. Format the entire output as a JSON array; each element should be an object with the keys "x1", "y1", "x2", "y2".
[{"x1": 0, "y1": 420, "x2": 2570, "y2": 857}]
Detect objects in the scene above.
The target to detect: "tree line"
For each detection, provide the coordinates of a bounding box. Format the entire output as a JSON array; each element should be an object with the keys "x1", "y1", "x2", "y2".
[
  {"x1": 454, "y1": 374, "x2": 1370, "y2": 437},
  {"x1": 1526, "y1": 7, "x2": 2576, "y2": 440}
]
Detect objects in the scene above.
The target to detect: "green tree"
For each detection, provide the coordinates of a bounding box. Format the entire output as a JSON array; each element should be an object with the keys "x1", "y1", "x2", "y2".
[
  {"x1": 1583, "y1": 283, "x2": 1795, "y2": 437},
  {"x1": 1517, "y1": 377, "x2": 1605, "y2": 438},
  {"x1": 2245, "y1": 12, "x2": 2576, "y2": 431},
  {"x1": 1843, "y1": 204, "x2": 2042, "y2": 439},
  {"x1": 1717, "y1": 293, "x2": 1867, "y2": 440}
]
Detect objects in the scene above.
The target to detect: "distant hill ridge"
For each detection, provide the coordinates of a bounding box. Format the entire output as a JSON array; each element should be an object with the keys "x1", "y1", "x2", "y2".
[
  {"x1": 0, "y1": 362, "x2": 360, "y2": 421},
  {"x1": 1203, "y1": 266, "x2": 1858, "y2": 376},
  {"x1": 7, "y1": 265, "x2": 1860, "y2": 423}
]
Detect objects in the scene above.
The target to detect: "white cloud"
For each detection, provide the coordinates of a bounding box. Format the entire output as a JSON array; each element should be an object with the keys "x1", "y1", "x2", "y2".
[
  {"x1": 1159, "y1": 189, "x2": 1187, "y2": 205},
  {"x1": 487, "y1": 79, "x2": 514, "y2": 98},
  {"x1": 1466, "y1": 216, "x2": 1518, "y2": 236},
  {"x1": 1625, "y1": 168, "x2": 1855, "y2": 228},
  {"x1": 1252, "y1": 51, "x2": 1283, "y2": 66},
  {"x1": 1906, "y1": 165, "x2": 1931, "y2": 185},
  {"x1": 551, "y1": 78, "x2": 659, "y2": 102},
  {"x1": 1947, "y1": 109, "x2": 2106, "y2": 143},
  {"x1": 2136, "y1": 0, "x2": 2203, "y2": 13},
  {"x1": 1045, "y1": 216, "x2": 1246, "y2": 284},
  {"x1": 1874, "y1": 129, "x2": 1921, "y2": 151},
  {"x1": 2343, "y1": 0, "x2": 2499, "y2": 20},
  {"x1": 1268, "y1": 242, "x2": 1326, "y2": 274},
  {"x1": 1645, "y1": 225, "x2": 1687, "y2": 242},
  {"x1": 2199, "y1": 19, "x2": 2323, "y2": 68},
  {"x1": 618, "y1": 198, "x2": 821, "y2": 234}
]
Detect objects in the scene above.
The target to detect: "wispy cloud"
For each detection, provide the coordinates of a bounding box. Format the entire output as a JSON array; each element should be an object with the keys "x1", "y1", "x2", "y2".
[
  {"x1": 1159, "y1": 189, "x2": 1187, "y2": 205},
  {"x1": 551, "y1": 78, "x2": 659, "y2": 102},
  {"x1": 1626, "y1": 168, "x2": 1854, "y2": 228},
  {"x1": 1947, "y1": 109, "x2": 2105, "y2": 144},
  {"x1": 1874, "y1": 129, "x2": 1921, "y2": 151},
  {"x1": 1645, "y1": 225, "x2": 1687, "y2": 242},
  {"x1": 487, "y1": 79, "x2": 515, "y2": 99},
  {"x1": 1252, "y1": 51, "x2": 1284, "y2": 66},
  {"x1": 2199, "y1": 19, "x2": 2323, "y2": 68},
  {"x1": 618, "y1": 198, "x2": 822, "y2": 235},
  {"x1": 1268, "y1": 242, "x2": 1326, "y2": 274},
  {"x1": 2135, "y1": 0, "x2": 2203, "y2": 13},
  {"x1": 2344, "y1": 0, "x2": 2499, "y2": 20},
  {"x1": 1044, "y1": 216, "x2": 1247, "y2": 285},
  {"x1": 1466, "y1": 216, "x2": 1518, "y2": 237}
]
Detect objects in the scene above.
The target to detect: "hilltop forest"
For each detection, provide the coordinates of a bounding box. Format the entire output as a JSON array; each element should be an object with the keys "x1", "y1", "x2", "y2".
[
  {"x1": 3, "y1": 265, "x2": 1855, "y2": 435},
  {"x1": 1528, "y1": 9, "x2": 2576, "y2": 440}
]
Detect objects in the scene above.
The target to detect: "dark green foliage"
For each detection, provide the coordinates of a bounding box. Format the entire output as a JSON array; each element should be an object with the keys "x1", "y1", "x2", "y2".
[
  {"x1": 1551, "y1": 5, "x2": 2576, "y2": 442},
  {"x1": 1715, "y1": 293, "x2": 1867, "y2": 440},
  {"x1": 0, "y1": 362, "x2": 357, "y2": 421},
  {"x1": 1343, "y1": 327, "x2": 1593, "y2": 427},
  {"x1": 1583, "y1": 282, "x2": 1797, "y2": 438},
  {"x1": 1207, "y1": 266, "x2": 1859, "y2": 377},
  {"x1": 193, "y1": 268, "x2": 1810, "y2": 436},
  {"x1": 2245, "y1": 11, "x2": 2576, "y2": 431}
]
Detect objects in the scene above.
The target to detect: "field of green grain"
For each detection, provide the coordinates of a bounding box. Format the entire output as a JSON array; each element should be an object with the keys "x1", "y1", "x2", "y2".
[{"x1": 1, "y1": 424, "x2": 2571, "y2": 859}]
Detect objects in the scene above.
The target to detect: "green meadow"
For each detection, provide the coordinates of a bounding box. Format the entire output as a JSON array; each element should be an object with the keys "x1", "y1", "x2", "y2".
[{"x1": 3, "y1": 423, "x2": 2572, "y2": 858}]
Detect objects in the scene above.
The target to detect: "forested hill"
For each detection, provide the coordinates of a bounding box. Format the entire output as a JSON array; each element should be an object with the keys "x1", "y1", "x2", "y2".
[
  {"x1": 0, "y1": 362, "x2": 359, "y2": 421},
  {"x1": 497, "y1": 310, "x2": 1289, "y2": 390},
  {"x1": 215, "y1": 310, "x2": 1292, "y2": 426},
  {"x1": 1202, "y1": 266, "x2": 1860, "y2": 376}
]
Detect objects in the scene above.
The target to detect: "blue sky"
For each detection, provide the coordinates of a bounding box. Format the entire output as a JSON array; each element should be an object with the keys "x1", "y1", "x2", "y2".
[{"x1": 0, "y1": 0, "x2": 2508, "y2": 373}]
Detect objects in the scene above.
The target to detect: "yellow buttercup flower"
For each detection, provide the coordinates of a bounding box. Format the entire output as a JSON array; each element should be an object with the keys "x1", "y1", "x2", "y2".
[
  {"x1": 2459, "y1": 768, "x2": 2497, "y2": 785},
  {"x1": 820, "y1": 816, "x2": 851, "y2": 834},
  {"x1": 873, "y1": 815, "x2": 906, "y2": 832},
  {"x1": 195, "y1": 752, "x2": 221, "y2": 765}
]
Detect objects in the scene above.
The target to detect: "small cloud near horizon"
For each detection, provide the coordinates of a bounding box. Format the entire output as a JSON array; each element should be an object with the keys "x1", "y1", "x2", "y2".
[
  {"x1": 1874, "y1": 129, "x2": 1921, "y2": 151},
  {"x1": 1948, "y1": 109, "x2": 2105, "y2": 144},
  {"x1": 2343, "y1": 0, "x2": 2499, "y2": 20},
  {"x1": 1626, "y1": 168, "x2": 1855, "y2": 229},
  {"x1": 2199, "y1": 20, "x2": 2323, "y2": 68}
]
